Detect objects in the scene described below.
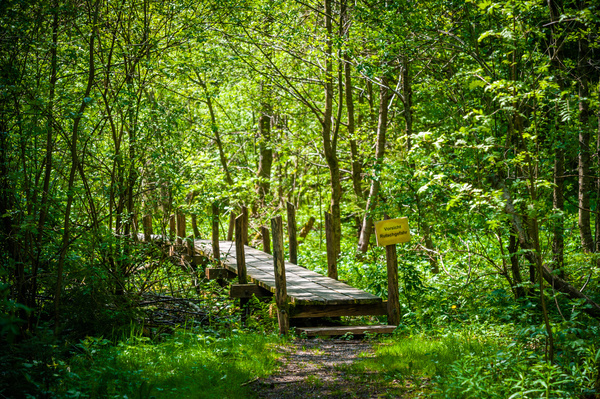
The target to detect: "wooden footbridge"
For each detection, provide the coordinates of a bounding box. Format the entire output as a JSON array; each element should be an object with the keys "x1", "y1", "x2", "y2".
[{"x1": 143, "y1": 203, "x2": 398, "y2": 337}]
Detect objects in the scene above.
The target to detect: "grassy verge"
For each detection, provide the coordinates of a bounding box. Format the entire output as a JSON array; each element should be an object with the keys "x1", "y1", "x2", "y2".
[
  {"x1": 349, "y1": 326, "x2": 599, "y2": 398},
  {"x1": 47, "y1": 329, "x2": 284, "y2": 399}
]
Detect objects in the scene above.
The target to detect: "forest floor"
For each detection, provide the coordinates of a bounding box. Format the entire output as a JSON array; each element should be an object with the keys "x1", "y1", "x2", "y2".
[{"x1": 250, "y1": 338, "x2": 428, "y2": 398}]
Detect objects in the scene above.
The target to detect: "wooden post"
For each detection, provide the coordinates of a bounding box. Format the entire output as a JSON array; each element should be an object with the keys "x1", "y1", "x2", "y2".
[
  {"x1": 236, "y1": 215, "x2": 249, "y2": 324},
  {"x1": 188, "y1": 234, "x2": 200, "y2": 294},
  {"x1": 384, "y1": 214, "x2": 400, "y2": 326},
  {"x1": 191, "y1": 213, "x2": 201, "y2": 238},
  {"x1": 176, "y1": 211, "x2": 186, "y2": 246},
  {"x1": 169, "y1": 214, "x2": 176, "y2": 241},
  {"x1": 271, "y1": 215, "x2": 289, "y2": 334},
  {"x1": 211, "y1": 202, "x2": 220, "y2": 260},
  {"x1": 186, "y1": 236, "x2": 195, "y2": 257},
  {"x1": 286, "y1": 202, "x2": 298, "y2": 264},
  {"x1": 169, "y1": 214, "x2": 176, "y2": 255},
  {"x1": 324, "y1": 212, "x2": 338, "y2": 280},
  {"x1": 386, "y1": 244, "x2": 400, "y2": 326},
  {"x1": 241, "y1": 205, "x2": 249, "y2": 245},
  {"x1": 261, "y1": 226, "x2": 271, "y2": 254},
  {"x1": 227, "y1": 211, "x2": 236, "y2": 241},
  {"x1": 142, "y1": 214, "x2": 153, "y2": 242},
  {"x1": 235, "y1": 216, "x2": 248, "y2": 284}
]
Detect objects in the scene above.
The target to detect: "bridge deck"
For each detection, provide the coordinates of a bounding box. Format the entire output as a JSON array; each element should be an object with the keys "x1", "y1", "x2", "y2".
[{"x1": 195, "y1": 239, "x2": 382, "y2": 306}]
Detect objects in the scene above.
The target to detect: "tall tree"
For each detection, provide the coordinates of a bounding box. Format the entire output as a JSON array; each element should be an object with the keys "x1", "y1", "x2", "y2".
[
  {"x1": 55, "y1": 0, "x2": 99, "y2": 329},
  {"x1": 357, "y1": 77, "x2": 390, "y2": 252}
]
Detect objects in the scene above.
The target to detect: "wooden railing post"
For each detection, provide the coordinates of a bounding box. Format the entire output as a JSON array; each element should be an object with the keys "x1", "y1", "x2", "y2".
[
  {"x1": 186, "y1": 235, "x2": 195, "y2": 257},
  {"x1": 261, "y1": 226, "x2": 271, "y2": 254},
  {"x1": 236, "y1": 215, "x2": 249, "y2": 324},
  {"x1": 168, "y1": 214, "x2": 176, "y2": 255},
  {"x1": 271, "y1": 215, "x2": 289, "y2": 335},
  {"x1": 241, "y1": 205, "x2": 249, "y2": 245},
  {"x1": 324, "y1": 211, "x2": 338, "y2": 280},
  {"x1": 211, "y1": 202, "x2": 220, "y2": 260},
  {"x1": 227, "y1": 210, "x2": 236, "y2": 241},
  {"x1": 169, "y1": 214, "x2": 176, "y2": 242},
  {"x1": 176, "y1": 211, "x2": 186, "y2": 246},
  {"x1": 142, "y1": 214, "x2": 153, "y2": 242},
  {"x1": 235, "y1": 216, "x2": 247, "y2": 284},
  {"x1": 286, "y1": 202, "x2": 298, "y2": 264}
]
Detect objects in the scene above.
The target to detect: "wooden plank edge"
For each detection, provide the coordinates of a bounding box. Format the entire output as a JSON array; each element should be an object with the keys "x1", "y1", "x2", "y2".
[
  {"x1": 295, "y1": 325, "x2": 397, "y2": 337},
  {"x1": 290, "y1": 301, "x2": 387, "y2": 318},
  {"x1": 230, "y1": 283, "x2": 273, "y2": 298},
  {"x1": 206, "y1": 267, "x2": 236, "y2": 280}
]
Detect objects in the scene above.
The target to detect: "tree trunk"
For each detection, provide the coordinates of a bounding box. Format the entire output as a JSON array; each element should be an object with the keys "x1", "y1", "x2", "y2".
[
  {"x1": 402, "y1": 58, "x2": 413, "y2": 152},
  {"x1": 576, "y1": 11, "x2": 594, "y2": 254},
  {"x1": 256, "y1": 98, "x2": 273, "y2": 203},
  {"x1": 357, "y1": 77, "x2": 390, "y2": 253},
  {"x1": 341, "y1": 0, "x2": 363, "y2": 200},
  {"x1": 322, "y1": 0, "x2": 341, "y2": 273},
  {"x1": 552, "y1": 149, "x2": 564, "y2": 275},
  {"x1": 256, "y1": 13, "x2": 274, "y2": 204},
  {"x1": 497, "y1": 176, "x2": 600, "y2": 320},
  {"x1": 578, "y1": 74, "x2": 593, "y2": 253},
  {"x1": 508, "y1": 226, "x2": 525, "y2": 299},
  {"x1": 30, "y1": 0, "x2": 59, "y2": 326},
  {"x1": 198, "y1": 74, "x2": 234, "y2": 186},
  {"x1": 545, "y1": 0, "x2": 567, "y2": 278},
  {"x1": 55, "y1": 1, "x2": 98, "y2": 332},
  {"x1": 596, "y1": 85, "x2": 600, "y2": 258}
]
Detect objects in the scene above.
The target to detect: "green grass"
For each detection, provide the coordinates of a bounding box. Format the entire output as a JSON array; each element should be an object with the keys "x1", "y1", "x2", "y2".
[
  {"x1": 345, "y1": 328, "x2": 495, "y2": 398},
  {"x1": 348, "y1": 327, "x2": 599, "y2": 399},
  {"x1": 352, "y1": 331, "x2": 494, "y2": 380},
  {"x1": 52, "y1": 330, "x2": 284, "y2": 398}
]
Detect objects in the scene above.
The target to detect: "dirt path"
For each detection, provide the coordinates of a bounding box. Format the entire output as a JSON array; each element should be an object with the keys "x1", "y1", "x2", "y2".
[{"x1": 250, "y1": 339, "x2": 409, "y2": 399}]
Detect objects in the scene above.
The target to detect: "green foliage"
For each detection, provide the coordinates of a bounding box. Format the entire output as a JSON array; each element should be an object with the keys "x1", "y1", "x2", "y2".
[
  {"x1": 244, "y1": 295, "x2": 278, "y2": 334},
  {"x1": 0, "y1": 326, "x2": 64, "y2": 398},
  {"x1": 434, "y1": 342, "x2": 599, "y2": 398},
  {"x1": 0, "y1": 282, "x2": 31, "y2": 343},
  {"x1": 353, "y1": 330, "x2": 492, "y2": 381},
  {"x1": 351, "y1": 323, "x2": 600, "y2": 398},
  {"x1": 12, "y1": 329, "x2": 283, "y2": 399}
]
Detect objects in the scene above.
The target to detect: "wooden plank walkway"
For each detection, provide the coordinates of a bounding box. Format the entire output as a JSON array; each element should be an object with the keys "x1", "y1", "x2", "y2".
[{"x1": 194, "y1": 239, "x2": 382, "y2": 307}]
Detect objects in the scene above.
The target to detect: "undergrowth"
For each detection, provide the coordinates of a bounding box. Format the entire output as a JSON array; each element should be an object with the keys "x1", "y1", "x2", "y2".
[
  {"x1": 29, "y1": 329, "x2": 283, "y2": 399},
  {"x1": 350, "y1": 322, "x2": 600, "y2": 398}
]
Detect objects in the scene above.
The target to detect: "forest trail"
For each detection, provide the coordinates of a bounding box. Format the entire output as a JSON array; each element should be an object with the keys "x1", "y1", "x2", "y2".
[{"x1": 250, "y1": 339, "x2": 422, "y2": 398}]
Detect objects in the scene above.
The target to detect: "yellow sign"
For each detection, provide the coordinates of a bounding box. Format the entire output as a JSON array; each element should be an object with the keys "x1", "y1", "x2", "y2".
[{"x1": 374, "y1": 217, "x2": 411, "y2": 246}]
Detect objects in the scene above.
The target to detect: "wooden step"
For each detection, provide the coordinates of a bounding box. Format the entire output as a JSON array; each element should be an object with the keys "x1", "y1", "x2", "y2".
[
  {"x1": 290, "y1": 302, "x2": 387, "y2": 318},
  {"x1": 295, "y1": 325, "x2": 397, "y2": 337}
]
